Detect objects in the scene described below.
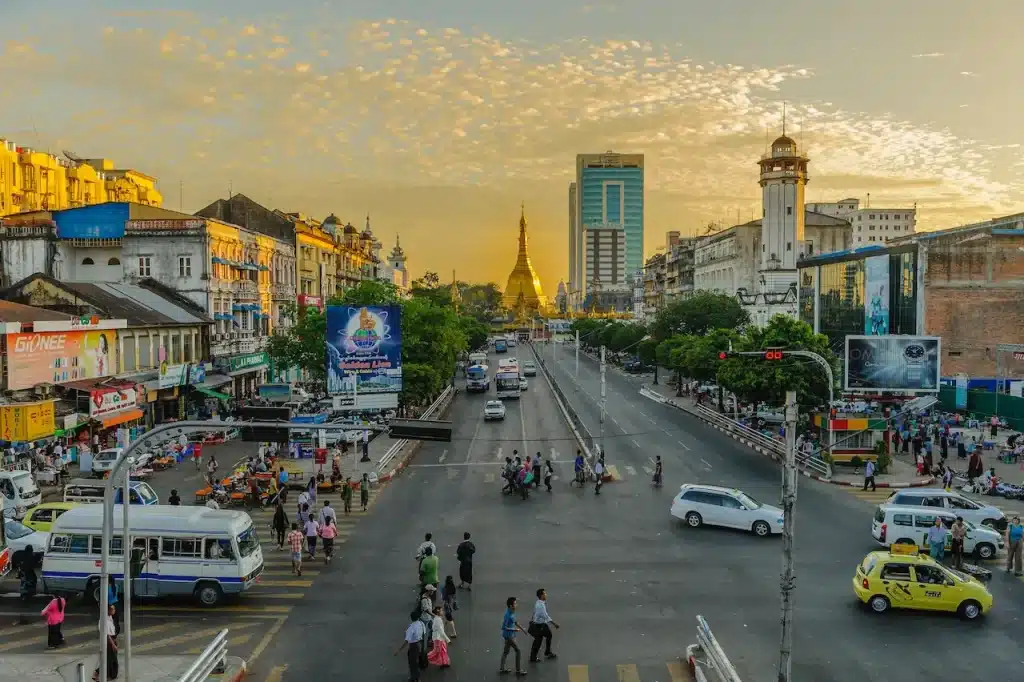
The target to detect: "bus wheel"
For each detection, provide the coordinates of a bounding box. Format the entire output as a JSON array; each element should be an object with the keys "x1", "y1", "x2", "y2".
[
  {"x1": 87, "y1": 579, "x2": 102, "y2": 604},
  {"x1": 195, "y1": 582, "x2": 223, "y2": 607}
]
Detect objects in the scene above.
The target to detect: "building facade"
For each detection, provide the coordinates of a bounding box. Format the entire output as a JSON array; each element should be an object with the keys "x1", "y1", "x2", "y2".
[
  {"x1": 806, "y1": 198, "x2": 917, "y2": 246},
  {"x1": 0, "y1": 140, "x2": 162, "y2": 217},
  {"x1": 568, "y1": 182, "x2": 577, "y2": 298},
  {"x1": 583, "y1": 226, "x2": 627, "y2": 295},
  {"x1": 571, "y1": 152, "x2": 644, "y2": 306}
]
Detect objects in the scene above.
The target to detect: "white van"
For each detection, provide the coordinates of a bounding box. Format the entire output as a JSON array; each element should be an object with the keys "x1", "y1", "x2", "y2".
[
  {"x1": 63, "y1": 479, "x2": 159, "y2": 506},
  {"x1": 872, "y1": 504, "x2": 1003, "y2": 560},
  {"x1": 42, "y1": 505, "x2": 263, "y2": 606},
  {"x1": 0, "y1": 470, "x2": 42, "y2": 518}
]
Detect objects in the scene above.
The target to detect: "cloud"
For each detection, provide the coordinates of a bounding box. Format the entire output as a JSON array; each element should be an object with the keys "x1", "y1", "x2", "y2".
[
  {"x1": 911, "y1": 52, "x2": 944, "y2": 58},
  {"x1": 959, "y1": 71, "x2": 978, "y2": 77},
  {"x1": 0, "y1": 15, "x2": 1019, "y2": 287}
]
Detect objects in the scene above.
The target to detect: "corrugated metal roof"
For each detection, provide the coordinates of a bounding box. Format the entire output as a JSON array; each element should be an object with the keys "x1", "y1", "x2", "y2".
[
  {"x1": 90, "y1": 283, "x2": 206, "y2": 324},
  {"x1": 55, "y1": 281, "x2": 208, "y2": 326},
  {"x1": 0, "y1": 300, "x2": 73, "y2": 324}
]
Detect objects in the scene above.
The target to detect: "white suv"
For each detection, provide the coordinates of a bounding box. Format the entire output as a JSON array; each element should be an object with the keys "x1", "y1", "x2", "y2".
[
  {"x1": 671, "y1": 484, "x2": 784, "y2": 537},
  {"x1": 886, "y1": 489, "x2": 1006, "y2": 530}
]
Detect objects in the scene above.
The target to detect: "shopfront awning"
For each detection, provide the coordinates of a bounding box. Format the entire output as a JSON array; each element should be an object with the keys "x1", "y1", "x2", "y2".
[
  {"x1": 198, "y1": 373, "x2": 232, "y2": 389},
  {"x1": 101, "y1": 408, "x2": 144, "y2": 429},
  {"x1": 194, "y1": 386, "x2": 231, "y2": 402}
]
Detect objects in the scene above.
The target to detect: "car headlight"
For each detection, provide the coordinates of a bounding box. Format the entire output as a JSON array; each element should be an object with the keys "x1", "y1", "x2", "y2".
[{"x1": 776, "y1": 518, "x2": 784, "y2": 524}]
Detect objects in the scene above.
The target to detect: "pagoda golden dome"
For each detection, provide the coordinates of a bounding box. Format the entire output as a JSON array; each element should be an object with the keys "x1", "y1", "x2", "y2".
[{"x1": 502, "y1": 203, "x2": 548, "y2": 312}]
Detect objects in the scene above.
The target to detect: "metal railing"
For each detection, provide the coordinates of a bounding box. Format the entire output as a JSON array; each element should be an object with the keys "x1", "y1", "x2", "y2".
[
  {"x1": 694, "y1": 404, "x2": 832, "y2": 478},
  {"x1": 686, "y1": 616, "x2": 743, "y2": 682},
  {"x1": 531, "y1": 345, "x2": 597, "y2": 460},
  {"x1": 376, "y1": 385, "x2": 455, "y2": 472},
  {"x1": 177, "y1": 628, "x2": 228, "y2": 682}
]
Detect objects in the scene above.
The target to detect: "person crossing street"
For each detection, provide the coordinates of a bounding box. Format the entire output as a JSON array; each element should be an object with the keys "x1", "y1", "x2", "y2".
[{"x1": 528, "y1": 588, "x2": 559, "y2": 663}]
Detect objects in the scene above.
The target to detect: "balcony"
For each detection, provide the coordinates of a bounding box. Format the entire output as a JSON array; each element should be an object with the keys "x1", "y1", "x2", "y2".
[{"x1": 231, "y1": 279, "x2": 259, "y2": 298}]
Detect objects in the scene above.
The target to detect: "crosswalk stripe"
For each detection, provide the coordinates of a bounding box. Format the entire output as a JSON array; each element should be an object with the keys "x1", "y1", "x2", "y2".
[
  {"x1": 263, "y1": 570, "x2": 320, "y2": 576},
  {"x1": 263, "y1": 664, "x2": 288, "y2": 682},
  {"x1": 625, "y1": 465, "x2": 636, "y2": 476},
  {"x1": 666, "y1": 661, "x2": 688, "y2": 681},
  {"x1": 567, "y1": 664, "x2": 589, "y2": 682},
  {"x1": 25, "y1": 623, "x2": 179, "y2": 655},
  {"x1": 138, "y1": 604, "x2": 292, "y2": 613},
  {"x1": 617, "y1": 663, "x2": 641, "y2": 682},
  {"x1": 0, "y1": 623, "x2": 105, "y2": 653},
  {"x1": 257, "y1": 580, "x2": 312, "y2": 588},
  {"x1": 247, "y1": 593, "x2": 304, "y2": 599},
  {"x1": 134, "y1": 621, "x2": 262, "y2": 653}
]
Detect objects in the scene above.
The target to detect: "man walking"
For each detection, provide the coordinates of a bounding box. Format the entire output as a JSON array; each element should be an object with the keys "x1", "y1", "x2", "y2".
[
  {"x1": 950, "y1": 516, "x2": 967, "y2": 569},
  {"x1": 287, "y1": 522, "x2": 304, "y2": 576},
  {"x1": 862, "y1": 459, "x2": 876, "y2": 492},
  {"x1": 593, "y1": 455, "x2": 605, "y2": 496},
  {"x1": 341, "y1": 478, "x2": 353, "y2": 515},
  {"x1": 360, "y1": 473, "x2": 370, "y2": 511},
  {"x1": 529, "y1": 588, "x2": 559, "y2": 663},
  {"x1": 394, "y1": 610, "x2": 427, "y2": 682},
  {"x1": 456, "y1": 532, "x2": 475, "y2": 590},
  {"x1": 1006, "y1": 515, "x2": 1024, "y2": 577},
  {"x1": 500, "y1": 597, "x2": 528, "y2": 676}
]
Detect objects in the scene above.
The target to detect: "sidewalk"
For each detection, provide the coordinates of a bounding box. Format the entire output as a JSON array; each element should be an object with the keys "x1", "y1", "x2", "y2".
[
  {"x1": 0, "y1": 654, "x2": 245, "y2": 682},
  {"x1": 642, "y1": 381, "x2": 933, "y2": 488}
]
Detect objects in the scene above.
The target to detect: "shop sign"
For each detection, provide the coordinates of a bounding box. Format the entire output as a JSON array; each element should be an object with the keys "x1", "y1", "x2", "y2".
[
  {"x1": 158, "y1": 362, "x2": 207, "y2": 389},
  {"x1": 297, "y1": 294, "x2": 323, "y2": 310},
  {"x1": 0, "y1": 401, "x2": 56, "y2": 442},
  {"x1": 227, "y1": 352, "x2": 269, "y2": 373},
  {"x1": 90, "y1": 386, "x2": 139, "y2": 418},
  {"x1": 33, "y1": 317, "x2": 128, "y2": 333},
  {"x1": 5, "y1": 330, "x2": 117, "y2": 391},
  {"x1": 64, "y1": 413, "x2": 87, "y2": 431},
  {"x1": 125, "y1": 219, "x2": 205, "y2": 231}
]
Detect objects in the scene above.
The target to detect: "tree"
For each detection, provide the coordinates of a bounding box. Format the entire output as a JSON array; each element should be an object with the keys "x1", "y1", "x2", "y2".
[
  {"x1": 649, "y1": 291, "x2": 749, "y2": 341},
  {"x1": 420, "y1": 271, "x2": 441, "y2": 288},
  {"x1": 656, "y1": 335, "x2": 692, "y2": 395},
  {"x1": 401, "y1": 363, "x2": 443, "y2": 407},
  {"x1": 716, "y1": 315, "x2": 837, "y2": 409},
  {"x1": 460, "y1": 283, "x2": 503, "y2": 317},
  {"x1": 610, "y1": 324, "x2": 646, "y2": 354},
  {"x1": 337, "y1": 280, "x2": 399, "y2": 306},
  {"x1": 266, "y1": 305, "x2": 328, "y2": 386},
  {"x1": 459, "y1": 315, "x2": 490, "y2": 352}
]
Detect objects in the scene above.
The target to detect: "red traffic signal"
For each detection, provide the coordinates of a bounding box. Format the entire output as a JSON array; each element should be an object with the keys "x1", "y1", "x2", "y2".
[
  {"x1": 718, "y1": 351, "x2": 733, "y2": 360},
  {"x1": 763, "y1": 349, "x2": 784, "y2": 361}
]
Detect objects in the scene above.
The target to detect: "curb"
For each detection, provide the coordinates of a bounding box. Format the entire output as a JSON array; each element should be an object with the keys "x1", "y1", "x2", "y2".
[
  {"x1": 642, "y1": 387, "x2": 937, "y2": 489},
  {"x1": 223, "y1": 656, "x2": 247, "y2": 682}
]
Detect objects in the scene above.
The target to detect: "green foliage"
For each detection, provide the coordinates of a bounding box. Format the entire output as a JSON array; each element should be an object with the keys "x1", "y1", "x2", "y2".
[
  {"x1": 637, "y1": 338, "x2": 658, "y2": 366},
  {"x1": 678, "y1": 329, "x2": 742, "y2": 384},
  {"x1": 459, "y1": 283, "x2": 503, "y2": 319},
  {"x1": 266, "y1": 305, "x2": 328, "y2": 385},
  {"x1": 715, "y1": 315, "x2": 837, "y2": 410},
  {"x1": 850, "y1": 455, "x2": 864, "y2": 469},
  {"x1": 336, "y1": 280, "x2": 399, "y2": 306},
  {"x1": 874, "y1": 441, "x2": 891, "y2": 474},
  {"x1": 402, "y1": 363, "x2": 444, "y2": 406},
  {"x1": 649, "y1": 291, "x2": 749, "y2": 341},
  {"x1": 459, "y1": 316, "x2": 490, "y2": 352}
]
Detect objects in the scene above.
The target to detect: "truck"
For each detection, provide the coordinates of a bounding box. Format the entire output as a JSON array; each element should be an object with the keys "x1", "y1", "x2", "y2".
[
  {"x1": 466, "y1": 365, "x2": 490, "y2": 393},
  {"x1": 494, "y1": 339, "x2": 508, "y2": 353},
  {"x1": 257, "y1": 383, "x2": 311, "y2": 404}
]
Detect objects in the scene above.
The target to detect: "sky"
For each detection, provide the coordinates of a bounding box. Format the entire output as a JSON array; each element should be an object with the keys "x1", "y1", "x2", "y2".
[{"x1": 2, "y1": 0, "x2": 1022, "y2": 292}]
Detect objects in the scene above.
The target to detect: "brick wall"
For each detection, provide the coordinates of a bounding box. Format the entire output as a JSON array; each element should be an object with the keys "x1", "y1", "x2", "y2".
[{"x1": 924, "y1": 233, "x2": 1024, "y2": 378}]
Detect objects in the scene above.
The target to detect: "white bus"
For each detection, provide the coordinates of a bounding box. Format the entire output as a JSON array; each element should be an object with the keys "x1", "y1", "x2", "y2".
[
  {"x1": 495, "y1": 371, "x2": 522, "y2": 399},
  {"x1": 42, "y1": 505, "x2": 263, "y2": 607}
]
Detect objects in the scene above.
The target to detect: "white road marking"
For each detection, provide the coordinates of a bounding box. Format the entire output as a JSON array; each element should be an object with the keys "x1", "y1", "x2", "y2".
[
  {"x1": 447, "y1": 467, "x2": 459, "y2": 480},
  {"x1": 631, "y1": 439, "x2": 641, "y2": 448},
  {"x1": 484, "y1": 473, "x2": 495, "y2": 483},
  {"x1": 550, "y1": 447, "x2": 559, "y2": 461},
  {"x1": 610, "y1": 416, "x2": 620, "y2": 428},
  {"x1": 642, "y1": 466, "x2": 654, "y2": 475},
  {"x1": 409, "y1": 462, "x2": 508, "y2": 468},
  {"x1": 438, "y1": 449, "x2": 448, "y2": 464},
  {"x1": 495, "y1": 446, "x2": 504, "y2": 461},
  {"x1": 677, "y1": 440, "x2": 691, "y2": 451},
  {"x1": 625, "y1": 465, "x2": 636, "y2": 476},
  {"x1": 701, "y1": 458, "x2": 713, "y2": 469},
  {"x1": 464, "y1": 410, "x2": 484, "y2": 464}
]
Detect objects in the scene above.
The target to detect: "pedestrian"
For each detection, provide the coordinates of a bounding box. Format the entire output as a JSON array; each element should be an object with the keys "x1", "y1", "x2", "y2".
[
  {"x1": 40, "y1": 595, "x2": 66, "y2": 649},
  {"x1": 394, "y1": 610, "x2": 427, "y2": 682},
  {"x1": 594, "y1": 456, "x2": 605, "y2": 495},
  {"x1": 248, "y1": 476, "x2": 261, "y2": 510},
  {"x1": 543, "y1": 459, "x2": 554, "y2": 492},
  {"x1": 278, "y1": 466, "x2": 289, "y2": 489},
  {"x1": 653, "y1": 456, "x2": 663, "y2": 488},
  {"x1": 206, "y1": 457, "x2": 218, "y2": 486},
  {"x1": 441, "y1": 575, "x2": 458, "y2": 638},
  {"x1": 529, "y1": 588, "x2": 559, "y2": 662},
  {"x1": 500, "y1": 596, "x2": 528, "y2": 676},
  {"x1": 419, "y1": 546, "x2": 439, "y2": 592},
  {"x1": 456, "y1": 532, "x2": 475, "y2": 590},
  {"x1": 319, "y1": 516, "x2": 337, "y2": 564},
  {"x1": 926, "y1": 517, "x2": 947, "y2": 563},
  {"x1": 287, "y1": 522, "x2": 304, "y2": 576},
  {"x1": 318, "y1": 500, "x2": 336, "y2": 526},
  {"x1": 272, "y1": 502, "x2": 288, "y2": 550},
  {"x1": 362, "y1": 430, "x2": 369, "y2": 459},
  {"x1": 1007, "y1": 515, "x2": 1024, "y2": 576},
  {"x1": 304, "y1": 513, "x2": 320, "y2": 559},
  {"x1": 532, "y1": 453, "x2": 542, "y2": 488},
  {"x1": 942, "y1": 467, "x2": 954, "y2": 492},
  {"x1": 306, "y1": 477, "x2": 317, "y2": 507},
  {"x1": 950, "y1": 516, "x2": 967, "y2": 569},
  {"x1": 863, "y1": 459, "x2": 876, "y2": 492},
  {"x1": 168, "y1": 489, "x2": 181, "y2": 506},
  {"x1": 426, "y1": 605, "x2": 452, "y2": 668},
  {"x1": 360, "y1": 473, "x2": 370, "y2": 511},
  {"x1": 91, "y1": 603, "x2": 118, "y2": 682},
  {"x1": 341, "y1": 478, "x2": 353, "y2": 514},
  {"x1": 108, "y1": 582, "x2": 120, "y2": 635}
]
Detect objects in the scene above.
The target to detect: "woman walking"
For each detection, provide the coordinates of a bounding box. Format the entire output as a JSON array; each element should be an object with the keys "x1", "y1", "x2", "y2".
[
  {"x1": 306, "y1": 477, "x2": 317, "y2": 507},
  {"x1": 272, "y1": 502, "x2": 289, "y2": 550},
  {"x1": 92, "y1": 603, "x2": 118, "y2": 681},
  {"x1": 426, "y1": 605, "x2": 452, "y2": 669},
  {"x1": 40, "y1": 595, "x2": 66, "y2": 649},
  {"x1": 441, "y1": 575, "x2": 458, "y2": 638}
]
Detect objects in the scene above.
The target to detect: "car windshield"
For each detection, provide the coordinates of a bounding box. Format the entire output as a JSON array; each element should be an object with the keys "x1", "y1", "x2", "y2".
[
  {"x1": 97, "y1": 450, "x2": 119, "y2": 461},
  {"x1": 135, "y1": 484, "x2": 158, "y2": 504},
  {"x1": 236, "y1": 524, "x2": 260, "y2": 558},
  {"x1": 5, "y1": 518, "x2": 34, "y2": 540},
  {"x1": 13, "y1": 473, "x2": 37, "y2": 496},
  {"x1": 860, "y1": 555, "x2": 877, "y2": 575},
  {"x1": 735, "y1": 492, "x2": 761, "y2": 509}
]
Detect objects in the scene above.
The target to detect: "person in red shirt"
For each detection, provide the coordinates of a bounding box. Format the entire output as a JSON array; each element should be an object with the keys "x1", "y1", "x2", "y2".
[
  {"x1": 319, "y1": 518, "x2": 338, "y2": 564},
  {"x1": 286, "y1": 523, "x2": 305, "y2": 576}
]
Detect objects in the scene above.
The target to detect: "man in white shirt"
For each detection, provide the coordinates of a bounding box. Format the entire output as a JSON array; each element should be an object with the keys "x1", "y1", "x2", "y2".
[
  {"x1": 395, "y1": 611, "x2": 427, "y2": 681},
  {"x1": 529, "y1": 588, "x2": 559, "y2": 662},
  {"x1": 415, "y1": 533, "x2": 436, "y2": 563},
  {"x1": 318, "y1": 501, "x2": 337, "y2": 526},
  {"x1": 593, "y1": 456, "x2": 605, "y2": 496}
]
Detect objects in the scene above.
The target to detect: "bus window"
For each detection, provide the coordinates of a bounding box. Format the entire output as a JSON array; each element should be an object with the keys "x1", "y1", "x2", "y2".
[
  {"x1": 205, "y1": 539, "x2": 235, "y2": 561},
  {"x1": 90, "y1": 536, "x2": 124, "y2": 555},
  {"x1": 236, "y1": 526, "x2": 260, "y2": 558},
  {"x1": 161, "y1": 538, "x2": 202, "y2": 559},
  {"x1": 69, "y1": 535, "x2": 90, "y2": 554}
]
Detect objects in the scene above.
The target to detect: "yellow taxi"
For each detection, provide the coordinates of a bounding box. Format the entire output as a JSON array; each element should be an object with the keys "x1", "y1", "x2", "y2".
[
  {"x1": 21, "y1": 502, "x2": 78, "y2": 533},
  {"x1": 852, "y1": 545, "x2": 993, "y2": 621}
]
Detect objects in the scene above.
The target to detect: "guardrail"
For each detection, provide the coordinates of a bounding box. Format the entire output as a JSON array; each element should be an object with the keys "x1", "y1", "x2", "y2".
[
  {"x1": 376, "y1": 385, "x2": 455, "y2": 473},
  {"x1": 178, "y1": 628, "x2": 228, "y2": 682},
  {"x1": 686, "y1": 616, "x2": 743, "y2": 682},
  {"x1": 531, "y1": 345, "x2": 597, "y2": 461},
  {"x1": 693, "y1": 404, "x2": 832, "y2": 479}
]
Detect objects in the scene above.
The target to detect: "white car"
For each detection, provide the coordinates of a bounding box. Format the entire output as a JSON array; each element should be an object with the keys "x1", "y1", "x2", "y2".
[
  {"x1": 522, "y1": 361, "x2": 537, "y2": 377},
  {"x1": 484, "y1": 400, "x2": 506, "y2": 421},
  {"x1": 671, "y1": 484, "x2": 784, "y2": 537},
  {"x1": 519, "y1": 377, "x2": 528, "y2": 391},
  {"x1": 91, "y1": 448, "x2": 123, "y2": 478},
  {"x1": 3, "y1": 516, "x2": 48, "y2": 559}
]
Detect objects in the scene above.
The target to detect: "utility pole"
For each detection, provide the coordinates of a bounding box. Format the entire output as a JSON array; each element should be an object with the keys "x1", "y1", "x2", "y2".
[
  {"x1": 122, "y1": 458, "x2": 134, "y2": 682},
  {"x1": 599, "y1": 345, "x2": 607, "y2": 458},
  {"x1": 575, "y1": 329, "x2": 580, "y2": 379},
  {"x1": 778, "y1": 390, "x2": 798, "y2": 682}
]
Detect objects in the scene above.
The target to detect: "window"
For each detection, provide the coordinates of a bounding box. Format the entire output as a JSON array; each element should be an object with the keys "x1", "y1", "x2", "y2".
[
  {"x1": 81, "y1": 257, "x2": 95, "y2": 265},
  {"x1": 108, "y1": 257, "x2": 120, "y2": 266},
  {"x1": 31, "y1": 508, "x2": 55, "y2": 523},
  {"x1": 857, "y1": 226, "x2": 862, "y2": 232},
  {"x1": 869, "y1": 225, "x2": 875, "y2": 231},
  {"x1": 892, "y1": 513, "x2": 913, "y2": 527},
  {"x1": 161, "y1": 537, "x2": 202, "y2": 558},
  {"x1": 91, "y1": 536, "x2": 124, "y2": 555},
  {"x1": 879, "y1": 564, "x2": 912, "y2": 580},
  {"x1": 178, "y1": 256, "x2": 192, "y2": 277},
  {"x1": 869, "y1": 214, "x2": 875, "y2": 220},
  {"x1": 914, "y1": 514, "x2": 939, "y2": 528},
  {"x1": 786, "y1": 242, "x2": 792, "y2": 251},
  {"x1": 719, "y1": 495, "x2": 744, "y2": 509},
  {"x1": 69, "y1": 535, "x2": 90, "y2": 554},
  {"x1": 948, "y1": 497, "x2": 978, "y2": 510},
  {"x1": 786, "y1": 206, "x2": 793, "y2": 216},
  {"x1": 915, "y1": 565, "x2": 948, "y2": 585},
  {"x1": 49, "y1": 535, "x2": 71, "y2": 553},
  {"x1": 139, "y1": 256, "x2": 152, "y2": 277}
]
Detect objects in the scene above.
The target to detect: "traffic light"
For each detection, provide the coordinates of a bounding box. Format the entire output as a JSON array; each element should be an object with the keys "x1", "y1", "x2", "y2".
[
  {"x1": 762, "y1": 349, "x2": 785, "y2": 361},
  {"x1": 718, "y1": 351, "x2": 735, "y2": 360}
]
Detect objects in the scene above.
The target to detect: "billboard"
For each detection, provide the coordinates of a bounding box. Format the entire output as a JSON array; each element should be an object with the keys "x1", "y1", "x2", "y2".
[
  {"x1": 0, "y1": 401, "x2": 56, "y2": 442},
  {"x1": 90, "y1": 386, "x2": 139, "y2": 418},
  {"x1": 864, "y1": 255, "x2": 890, "y2": 335},
  {"x1": 6, "y1": 330, "x2": 117, "y2": 390},
  {"x1": 326, "y1": 305, "x2": 403, "y2": 396},
  {"x1": 158, "y1": 363, "x2": 207, "y2": 389},
  {"x1": 845, "y1": 336, "x2": 941, "y2": 392}
]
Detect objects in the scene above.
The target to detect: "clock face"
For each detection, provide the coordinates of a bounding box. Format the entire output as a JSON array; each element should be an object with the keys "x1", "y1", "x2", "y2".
[{"x1": 904, "y1": 344, "x2": 926, "y2": 360}]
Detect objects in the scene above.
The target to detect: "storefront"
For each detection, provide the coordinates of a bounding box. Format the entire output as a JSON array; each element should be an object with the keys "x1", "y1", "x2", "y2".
[
  {"x1": 216, "y1": 352, "x2": 270, "y2": 400},
  {"x1": 89, "y1": 383, "x2": 145, "y2": 448}
]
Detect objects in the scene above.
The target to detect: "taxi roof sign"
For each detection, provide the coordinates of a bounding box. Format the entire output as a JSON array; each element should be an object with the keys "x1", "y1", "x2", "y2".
[{"x1": 890, "y1": 543, "x2": 919, "y2": 556}]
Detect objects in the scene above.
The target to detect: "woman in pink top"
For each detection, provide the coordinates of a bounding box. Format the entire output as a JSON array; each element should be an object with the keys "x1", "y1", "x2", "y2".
[
  {"x1": 40, "y1": 596, "x2": 66, "y2": 648},
  {"x1": 319, "y1": 517, "x2": 338, "y2": 565}
]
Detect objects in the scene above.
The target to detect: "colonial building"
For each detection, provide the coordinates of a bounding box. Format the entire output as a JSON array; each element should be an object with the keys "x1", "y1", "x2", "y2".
[{"x1": 806, "y1": 198, "x2": 917, "y2": 246}]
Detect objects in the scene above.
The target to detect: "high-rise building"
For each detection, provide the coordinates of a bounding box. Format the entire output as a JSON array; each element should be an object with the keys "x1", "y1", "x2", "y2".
[
  {"x1": 570, "y1": 152, "x2": 644, "y2": 308},
  {"x1": 567, "y1": 182, "x2": 577, "y2": 304}
]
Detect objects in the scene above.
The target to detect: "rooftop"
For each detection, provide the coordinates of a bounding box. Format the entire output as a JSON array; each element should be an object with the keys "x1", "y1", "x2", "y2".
[{"x1": 0, "y1": 300, "x2": 73, "y2": 324}]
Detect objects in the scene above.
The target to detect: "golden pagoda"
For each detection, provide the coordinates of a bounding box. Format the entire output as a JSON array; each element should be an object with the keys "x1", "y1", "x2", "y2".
[{"x1": 502, "y1": 203, "x2": 548, "y2": 313}]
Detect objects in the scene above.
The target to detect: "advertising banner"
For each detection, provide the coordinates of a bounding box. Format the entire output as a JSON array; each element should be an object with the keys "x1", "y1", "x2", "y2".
[
  {"x1": 158, "y1": 363, "x2": 207, "y2": 389},
  {"x1": 954, "y1": 374, "x2": 969, "y2": 410},
  {"x1": 864, "y1": 255, "x2": 890, "y2": 335},
  {"x1": 326, "y1": 305, "x2": 403, "y2": 396},
  {"x1": 5, "y1": 330, "x2": 117, "y2": 391},
  {"x1": 90, "y1": 386, "x2": 139, "y2": 418},
  {"x1": 0, "y1": 401, "x2": 56, "y2": 442},
  {"x1": 845, "y1": 336, "x2": 941, "y2": 392}
]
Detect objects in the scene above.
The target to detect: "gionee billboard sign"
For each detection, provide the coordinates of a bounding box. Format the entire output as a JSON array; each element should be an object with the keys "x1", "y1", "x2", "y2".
[{"x1": 5, "y1": 330, "x2": 117, "y2": 391}]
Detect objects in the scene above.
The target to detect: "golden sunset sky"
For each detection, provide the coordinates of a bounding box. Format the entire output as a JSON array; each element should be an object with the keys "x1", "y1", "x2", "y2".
[{"x1": 2, "y1": 1, "x2": 1022, "y2": 292}]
